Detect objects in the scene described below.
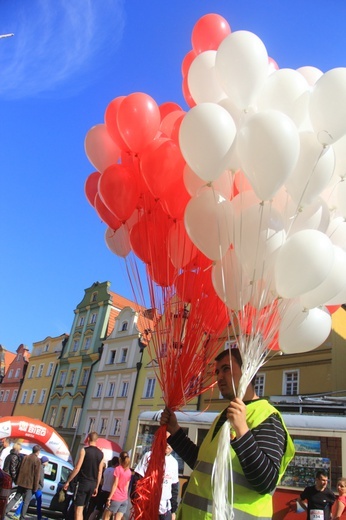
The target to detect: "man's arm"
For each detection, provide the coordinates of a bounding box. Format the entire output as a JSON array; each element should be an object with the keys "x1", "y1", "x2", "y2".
[
  {"x1": 160, "y1": 408, "x2": 199, "y2": 469},
  {"x1": 94, "y1": 458, "x2": 104, "y2": 495},
  {"x1": 63, "y1": 447, "x2": 85, "y2": 490},
  {"x1": 231, "y1": 412, "x2": 287, "y2": 495}
]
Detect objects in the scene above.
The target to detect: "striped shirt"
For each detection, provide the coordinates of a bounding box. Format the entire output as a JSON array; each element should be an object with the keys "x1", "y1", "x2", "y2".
[{"x1": 168, "y1": 405, "x2": 286, "y2": 495}]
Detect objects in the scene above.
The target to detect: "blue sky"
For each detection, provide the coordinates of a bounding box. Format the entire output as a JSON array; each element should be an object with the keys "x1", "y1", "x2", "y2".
[{"x1": 1, "y1": 0, "x2": 346, "y2": 352}]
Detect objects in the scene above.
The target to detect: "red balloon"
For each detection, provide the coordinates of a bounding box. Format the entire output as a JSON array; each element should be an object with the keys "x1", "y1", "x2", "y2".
[
  {"x1": 160, "y1": 110, "x2": 186, "y2": 139},
  {"x1": 117, "y1": 93, "x2": 161, "y2": 154},
  {"x1": 104, "y1": 96, "x2": 129, "y2": 151},
  {"x1": 191, "y1": 13, "x2": 231, "y2": 54},
  {"x1": 129, "y1": 217, "x2": 154, "y2": 263},
  {"x1": 182, "y1": 76, "x2": 196, "y2": 108},
  {"x1": 326, "y1": 305, "x2": 340, "y2": 315},
  {"x1": 160, "y1": 175, "x2": 191, "y2": 220},
  {"x1": 94, "y1": 193, "x2": 122, "y2": 231},
  {"x1": 175, "y1": 271, "x2": 198, "y2": 303},
  {"x1": 98, "y1": 164, "x2": 140, "y2": 222},
  {"x1": 140, "y1": 138, "x2": 185, "y2": 199},
  {"x1": 84, "y1": 171, "x2": 101, "y2": 207},
  {"x1": 147, "y1": 251, "x2": 176, "y2": 288},
  {"x1": 181, "y1": 50, "x2": 196, "y2": 77},
  {"x1": 159, "y1": 102, "x2": 183, "y2": 120}
]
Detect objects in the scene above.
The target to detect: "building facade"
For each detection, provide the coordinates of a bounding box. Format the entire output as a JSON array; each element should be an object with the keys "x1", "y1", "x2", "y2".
[
  {"x1": 14, "y1": 334, "x2": 69, "y2": 420},
  {"x1": 0, "y1": 344, "x2": 30, "y2": 417}
]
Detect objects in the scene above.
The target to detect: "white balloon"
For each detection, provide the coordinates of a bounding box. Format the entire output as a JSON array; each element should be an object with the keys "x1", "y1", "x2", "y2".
[
  {"x1": 309, "y1": 67, "x2": 346, "y2": 145},
  {"x1": 105, "y1": 226, "x2": 131, "y2": 258},
  {"x1": 337, "y1": 181, "x2": 346, "y2": 218},
  {"x1": 327, "y1": 217, "x2": 346, "y2": 250},
  {"x1": 285, "y1": 132, "x2": 335, "y2": 206},
  {"x1": 233, "y1": 203, "x2": 286, "y2": 280},
  {"x1": 212, "y1": 248, "x2": 251, "y2": 310},
  {"x1": 284, "y1": 197, "x2": 330, "y2": 235},
  {"x1": 257, "y1": 68, "x2": 309, "y2": 127},
  {"x1": 183, "y1": 164, "x2": 233, "y2": 198},
  {"x1": 188, "y1": 50, "x2": 227, "y2": 104},
  {"x1": 184, "y1": 189, "x2": 234, "y2": 260},
  {"x1": 85, "y1": 124, "x2": 121, "y2": 173},
  {"x1": 275, "y1": 229, "x2": 334, "y2": 298},
  {"x1": 216, "y1": 30, "x2": 268, "y2": 110},
  {"x1": 300, "y1": 246, "x2": 346, "y2": 308},
  {"x1": 237, "y1": 110, "x2": 300, "y2": 200},
  {"x1": 297, "y1": 66, "x2": 323, "y2": 86},
  {"x1": 279, "y1": 305, "x2": 332, "y2": 353},
  {"x1": 179, "y1": 102, "x2": 236, "y2": 182},
  {"x1": 332, "y1": 134, "x2": 346, "y2": 179}
]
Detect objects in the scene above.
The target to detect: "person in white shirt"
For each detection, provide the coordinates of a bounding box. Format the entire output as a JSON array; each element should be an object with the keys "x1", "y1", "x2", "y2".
[
  {"x1": 0, "y1": 438, "x2": 12, "y2": 469},
  {"x1": 134, "y1": 441, "x2": 179, "y2": 520}
]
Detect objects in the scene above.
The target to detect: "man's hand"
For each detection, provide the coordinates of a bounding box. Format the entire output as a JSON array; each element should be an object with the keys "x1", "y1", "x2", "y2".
[
  {"x1": 160, "y1": 407, "x2": 179, "y2": 435},
  {"x1": 226, "y1": 397, "x2": 249, "y2": 439},
  {"x1": 92, "y1": 487, "x2": 98, "y2": 497},
  {"x1": 63, "y1": 482, "x2": 69, "y2": 492},
  {"x1": 172, "y1": 513, "x2": 176, "y2": 520}
]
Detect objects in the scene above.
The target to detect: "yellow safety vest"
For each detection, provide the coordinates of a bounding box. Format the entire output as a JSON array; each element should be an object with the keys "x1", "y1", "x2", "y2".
[{"x1": 177, "y1": 400, "x2": 295, "y2": 520}]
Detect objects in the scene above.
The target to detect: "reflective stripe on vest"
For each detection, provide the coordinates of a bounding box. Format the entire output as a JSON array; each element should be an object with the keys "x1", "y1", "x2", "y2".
[{"x1": 183, "y1": 490, "x2": 272, "y2": 520}]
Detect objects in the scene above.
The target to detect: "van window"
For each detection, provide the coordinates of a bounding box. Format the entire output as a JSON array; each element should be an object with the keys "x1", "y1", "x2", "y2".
[
  {"x1": 61, "y1": 465, "x2": 72, "y2": 483},
  {"x1": 44, "y1": 462, "x2": 58, "y2": 481}
]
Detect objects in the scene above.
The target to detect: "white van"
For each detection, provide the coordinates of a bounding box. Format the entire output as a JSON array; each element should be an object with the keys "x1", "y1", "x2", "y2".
[{"x1": 8, "y1": 446, "x2": 73, "y2": 511}]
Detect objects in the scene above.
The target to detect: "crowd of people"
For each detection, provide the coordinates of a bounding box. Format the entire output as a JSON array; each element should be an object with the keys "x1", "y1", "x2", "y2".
[{"x1": 1, "y1": 348, "x2": 346, "y2": 519}]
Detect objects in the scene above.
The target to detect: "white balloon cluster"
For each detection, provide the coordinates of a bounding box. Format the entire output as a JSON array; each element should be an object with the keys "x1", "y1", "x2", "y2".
[{"x1": 181, "y1": 29, "x2": 346, "y2": 355}]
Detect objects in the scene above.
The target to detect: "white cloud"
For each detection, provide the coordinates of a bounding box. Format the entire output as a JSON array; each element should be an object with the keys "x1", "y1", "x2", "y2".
[{"x1": 0, "y1": 0, "x2": 125, "y2": 98}]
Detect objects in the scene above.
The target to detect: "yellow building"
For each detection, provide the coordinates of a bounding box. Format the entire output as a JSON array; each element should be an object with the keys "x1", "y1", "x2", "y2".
[{"x1": 14, "y1": 334, "x2": 68, "y2": 420}]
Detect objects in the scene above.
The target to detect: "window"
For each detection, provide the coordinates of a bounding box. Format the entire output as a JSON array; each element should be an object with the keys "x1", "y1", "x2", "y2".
[
  {"x1": 121, "y1": 321, "x2": 128, "y2": 331},
  {"x1": 107, "y1": 350, "x2": 116, "y2": 364},
  {"x1": 3, "y1": 390, "x2": 10, "y2": 402},
  {"x1": 99, "y1": 418, "x2": 108, "y2": 435},
  {"x1": 120, "y1": 348, "x2": 128, "y2": 363},
  {"x1": 43, "y1": 343, "x2": 49, "y2": 352},
  {"x1": 46, "y1": 363, "x2": 54, "y2": 377},
  {"x1": 90, "y1": 313, "x2": 97, "y2": 324},
  {"x1": 17, "y1": 353, "x2": 22, "y2": 361},
  {"x1": 28, "y1": 365, "x2": 35, "y2": 379},
  {"x1": 15, "y1": 368, "x2": 21, "y2": 378},
  {"x1": 107, "y1": 382, "x2": 115, "y2": 397},
  {"x1": 0, "y1": 390, "x2": 4, "y2": 401},
  {"x1": 144, "y1": 378, "x2": 156, "y2": 398},
  {"x1": 87, "y1": 417, "x2": 95, "y2": 433},
  {"x1": 72, "y1": 407, "x2": 82, "y2": 429},
  {"x1": 78, "y1": 316, "x2": 85, "y2": 326},
  {"x1": 37, "y1": 364, "x2": 44, "y2": 377},
  {"x1": 38, "y1": 389, "x2": 46, "y2": 404},
  {"x1": 83, "y1": 337, "x2": 91, "y2": 350},
  {"x1": 29, "y1": 390, "x2": 37, "y2": 404},
  {"x1": 8, "y1": 369, "x2": 13, "y2": 378},
  {"x1": 284, "y1": 370, "x2": 299, "y2": 396},
  {"x1": 81, "y1": 368, "x2": 90, "y2": 386},
  {"x1": 255, "y1": 373, "x2": 265, "y2": 397},
  {"x1": 159, "y1": 343, "x2": 167, "y2": 358},
  {"x1": 20, "y1": 390, "x2": 28, "y2": 404},
  {"x1": 120, "y1": 381, "x2": 129, "y2": 397},
  {"x1": 11, "y1": 390, "x2": 18, "y2": 402},
  {"x1": 69, "y1": 370, "x2": 76, "y2": 385},
  {"x1": 95, "y1": 383, "x2": 103, "y2": 398},
  {"x1": 59, "y1": 407, "x2": 67, "y2": 427},
  {"x1": 91, "y1": 292, "x2": 98, "y2": 302},
  {"x1": 49, "y1": 407, "x2": 57, "y2": 426},
  {"x1": 58, "y1": 371, "x2": 67, "y2": 386},
  {"x1": 72, "y1": 340, "x2": 79, "y2": 352},
  {"x1": 112, "y1": 418, "x2": 121, "y2": 436}
]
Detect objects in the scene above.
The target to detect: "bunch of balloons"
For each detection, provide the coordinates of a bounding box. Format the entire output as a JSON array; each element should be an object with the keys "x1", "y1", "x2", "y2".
[{"x1": 85, "y1": 12, "x2": 346, "y2": 520}]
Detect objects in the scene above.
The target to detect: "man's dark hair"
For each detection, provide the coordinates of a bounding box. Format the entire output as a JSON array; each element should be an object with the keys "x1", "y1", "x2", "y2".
[
  {"x1": 32, "y1": 445, "x2": 41, "y2": 454},
  {"x1": 215, "y1": 348, "x2": 257, "y2": 387},
  {"x1": 88, "y1": 431, "x2": 98, "y2": 443},
  {"x1": 316, "y1": 469, "x2": 329, "y2": 479},
  {"x1": 215, "y1": 348, "x2": 242, "y2": 367}
]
